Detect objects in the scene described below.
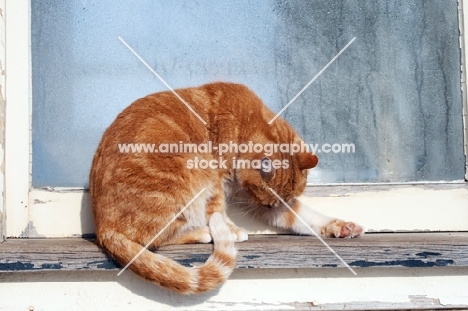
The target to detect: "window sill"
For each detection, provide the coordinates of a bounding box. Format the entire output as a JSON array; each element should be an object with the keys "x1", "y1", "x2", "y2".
[{"x1": 0, "y1": 232, "x2": 467, "y2": 272}]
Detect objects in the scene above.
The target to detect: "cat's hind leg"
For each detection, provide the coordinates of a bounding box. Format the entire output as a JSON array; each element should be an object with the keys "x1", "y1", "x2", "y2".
[
  {"x1": 162, "y1": 221, "x2": 248, "y2": 245},
  {"x1": 160, "y1": 226, "x2": 213, "y2": 246},
  {"x1": 227, "y1": 223, "x2": 248, "y2": 242}
]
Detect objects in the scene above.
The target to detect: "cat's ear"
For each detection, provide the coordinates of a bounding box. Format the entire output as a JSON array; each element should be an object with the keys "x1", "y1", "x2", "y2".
[
  {"x1": 259, "y1": 157, "x2": 275, "y2": 182},
  {"x1": 297, "y1": 152, "x2": 319, "y2": 170}
]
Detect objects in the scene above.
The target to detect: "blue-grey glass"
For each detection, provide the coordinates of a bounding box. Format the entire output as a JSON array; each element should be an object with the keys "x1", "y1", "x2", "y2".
[{"x1": 31, "y1": 0, "x2": 465, "y2": 187}]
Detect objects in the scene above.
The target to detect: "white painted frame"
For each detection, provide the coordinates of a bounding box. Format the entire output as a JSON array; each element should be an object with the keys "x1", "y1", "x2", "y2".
[
  {"x1": 461, "y1": 0, "x2": 468, "y2": 180},
  {"x1": 4, "y1": 0, "x2": 30, "y2": 237},
  {"x1": 0, "y1": 0, "x2": 6, "y2": 241},
  {"x1": 4, "y1": 0, "x2": 468, "y2": 238}
]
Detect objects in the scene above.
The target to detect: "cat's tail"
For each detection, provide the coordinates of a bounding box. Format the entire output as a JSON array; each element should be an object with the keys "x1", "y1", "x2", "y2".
[{"x1": 98, "y1": 212, "x2": 237, "y2": 294}]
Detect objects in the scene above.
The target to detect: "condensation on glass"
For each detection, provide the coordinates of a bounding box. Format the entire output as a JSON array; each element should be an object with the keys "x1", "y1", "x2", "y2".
[{"x1": 31, "y1": 0, "x2": 465, "y2": 187}]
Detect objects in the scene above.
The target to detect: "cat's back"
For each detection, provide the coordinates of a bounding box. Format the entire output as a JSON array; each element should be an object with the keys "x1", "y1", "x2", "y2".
[{"x1": 96, "y1": 82, "x2": 269, "y2": 148}]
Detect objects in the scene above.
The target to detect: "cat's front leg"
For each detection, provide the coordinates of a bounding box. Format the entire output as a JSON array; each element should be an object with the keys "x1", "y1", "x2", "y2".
[
  {"x1": 320, "y1": 219, "x2": 364, "y2": 238},
  {"x1": 264, "y1": 199, "x2": 364, "y2": 238}
]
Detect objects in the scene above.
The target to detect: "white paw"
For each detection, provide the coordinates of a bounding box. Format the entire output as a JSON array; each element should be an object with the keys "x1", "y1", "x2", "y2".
[
  {"x1": 321, "y1": 219, "x2": 364, "y2": 238},
  {"x1": 227, "y1": 224, "x2": 248, "y2": 242},
  {"x1": 198, "y1": 230, "x2": 213, "y2": 243},
  {"x1": 235, "y1": 228, "x2": 249, "y2": 242}
]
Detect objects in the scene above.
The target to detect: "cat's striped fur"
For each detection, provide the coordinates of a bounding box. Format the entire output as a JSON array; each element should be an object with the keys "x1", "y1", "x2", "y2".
[{"x1": 90, "y1": 82, "x2": 363, "y2": 294}]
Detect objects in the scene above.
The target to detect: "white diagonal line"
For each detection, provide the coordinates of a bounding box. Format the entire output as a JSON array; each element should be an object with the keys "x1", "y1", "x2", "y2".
[
  {"x1": 268, "y1": 37, "x2": 356, "y2": 124},
  {"x1": 118, "y1": 36, "x2": 207, "y2": 125},
  {"x1": 268, "y1": 187, "x2": 357, "y2": 275},
  {"x1": 117, "y1": 188, "x2": 207, "y2": 276}
]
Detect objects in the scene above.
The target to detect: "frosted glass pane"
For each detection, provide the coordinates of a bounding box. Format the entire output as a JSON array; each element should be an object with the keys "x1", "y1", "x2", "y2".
[{"x1": 31, "y1": 0, "x2": 465, "y2": 187}]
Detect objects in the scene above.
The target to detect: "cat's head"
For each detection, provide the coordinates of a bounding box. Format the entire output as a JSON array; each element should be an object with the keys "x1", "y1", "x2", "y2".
[{"x1": 234, "y1": 148, "x2": 318, "y2": 208}]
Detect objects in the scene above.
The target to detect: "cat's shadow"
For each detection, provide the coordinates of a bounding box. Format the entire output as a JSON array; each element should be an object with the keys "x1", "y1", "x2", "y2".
[
  {"x1": 80, "y1": 189, "x2": 96, "y2": 238},
  {"x1": 115, "y1": 272, "x2": 223, "y2": 306}
]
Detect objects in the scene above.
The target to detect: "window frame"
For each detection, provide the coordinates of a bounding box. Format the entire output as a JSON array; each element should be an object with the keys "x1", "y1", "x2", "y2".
[
  {"x1": 0, "y1": 0, "x2": 5, "y2": 242},
  {"x1": 3, "y1": 0, "x2": 468, "y2": 238},
  {"x1": 4, "y1": 0, "x2": 30, "y2": 238}
]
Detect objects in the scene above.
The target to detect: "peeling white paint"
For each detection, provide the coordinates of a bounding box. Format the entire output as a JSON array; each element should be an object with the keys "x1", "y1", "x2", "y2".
[
  {"x1": 461, "y1": 0, "x2": 468, "y2": 181},
  {"x1": 0, "y1": 0, "x2": 5, "y2": 241},
  {"x1": 0, "y1": 268, "x2": 467, "y2": 310},
  {"x1": 26, "y1": 185, "x2": 468, "y2": 238},
  {"x1": 4, "y1": 0, "x2": 30, "y2": 237}
]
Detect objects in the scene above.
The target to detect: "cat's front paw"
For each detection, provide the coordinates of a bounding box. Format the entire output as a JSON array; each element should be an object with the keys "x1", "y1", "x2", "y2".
[{"x1": 321, "y1": 219, "x2": 364, "y2": 238}]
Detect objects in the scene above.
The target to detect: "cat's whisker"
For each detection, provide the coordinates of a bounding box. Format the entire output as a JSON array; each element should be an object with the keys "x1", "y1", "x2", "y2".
[
  {"x1": 226, "y1": 201, "x2": 250, "y2": 208},
  {"x1": 226, "y1": 203, "x2": 254, "y2": 213},
  {"x1": 227, "y1": 201, "x2": 249, "y2": 207},
  {"x1": 228, "y1": 210, "x2": 250, "y2": 220},
  {"x1": 228, "y1": 187, "x2": 248, "y2": 197},
  {"x1": 228, "y1": 196, "x2": 250, "y2": 202},
  {"x1": 226, "y1": 203, "x2": 258, "y2": 220}
]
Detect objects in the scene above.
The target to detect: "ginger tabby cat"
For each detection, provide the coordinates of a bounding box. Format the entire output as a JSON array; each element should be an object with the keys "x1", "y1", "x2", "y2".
[{"x1": 90, "y1": 82, "x2": 363, "y2": 294}]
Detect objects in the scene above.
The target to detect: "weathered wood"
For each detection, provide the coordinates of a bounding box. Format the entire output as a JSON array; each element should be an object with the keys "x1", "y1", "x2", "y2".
[
  {"x1": 303, "y1": 182, "x2": 468, "y2": 197},
  {"x1": 0, "y1": 233, "x2": 467, "y2": 272}
]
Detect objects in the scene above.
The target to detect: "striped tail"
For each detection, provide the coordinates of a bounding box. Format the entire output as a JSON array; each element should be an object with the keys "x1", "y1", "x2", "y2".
[{"x1": 98, "y1": 212, "x2": 237, "y2": 294}]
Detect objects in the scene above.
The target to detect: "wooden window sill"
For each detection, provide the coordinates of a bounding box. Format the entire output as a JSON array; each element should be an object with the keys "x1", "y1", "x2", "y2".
[{"x1": 0, "y1": 232, "x2": 467, "y2": 272}]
